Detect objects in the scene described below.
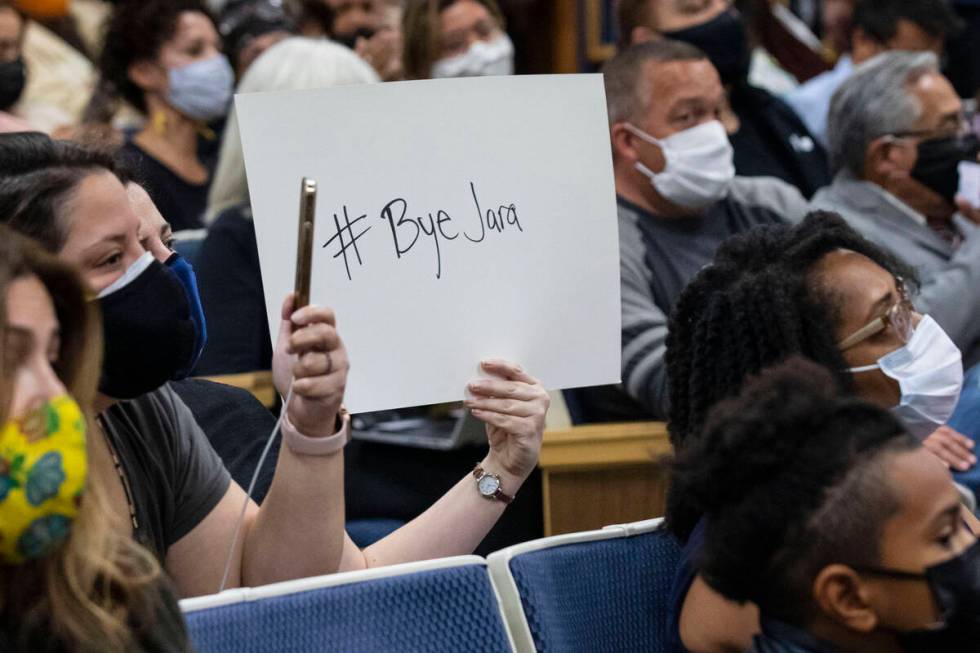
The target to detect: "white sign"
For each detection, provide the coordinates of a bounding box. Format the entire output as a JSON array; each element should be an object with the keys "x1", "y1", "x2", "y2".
[
  {"x1": 959, "y1": 161, "x2": 980, "y2": 209},
  {"x1": 236, "y1": 74, "x2": 621, "y2": 413}
]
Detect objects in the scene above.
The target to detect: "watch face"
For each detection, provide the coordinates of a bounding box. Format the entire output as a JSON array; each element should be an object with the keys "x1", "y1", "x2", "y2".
[{"x1": 478, "y1": 474, "x2": 501, "y2": 496}]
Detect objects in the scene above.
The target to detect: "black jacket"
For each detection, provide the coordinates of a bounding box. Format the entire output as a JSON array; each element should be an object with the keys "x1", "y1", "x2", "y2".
[{"x1": 729, "y1": 82, "x2": 830, "y2": 198}]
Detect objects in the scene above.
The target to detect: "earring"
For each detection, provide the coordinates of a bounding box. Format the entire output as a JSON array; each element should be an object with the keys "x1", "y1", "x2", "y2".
[{"x1": 151, "y1": 110, "x2": 167, "y2": 135}]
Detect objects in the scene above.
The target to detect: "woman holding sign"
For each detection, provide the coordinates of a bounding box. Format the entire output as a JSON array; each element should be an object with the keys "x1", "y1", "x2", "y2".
[{"x1": 0, "y1": 131, "x2": 550, "y2": 597}]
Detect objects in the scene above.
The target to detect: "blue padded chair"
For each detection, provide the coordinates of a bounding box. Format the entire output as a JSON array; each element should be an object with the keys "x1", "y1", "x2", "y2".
[
  {"x1": 182, "y1": 556, "x2": 516, "y2": 653},
  {"x1": 488, "y1": 518, "x2": 682, "y2": 653}
]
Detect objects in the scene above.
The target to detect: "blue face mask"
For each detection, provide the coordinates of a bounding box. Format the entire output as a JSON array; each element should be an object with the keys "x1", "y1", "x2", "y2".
[
  {"x1": 167, "y1": 54, "x2": 234, "y2": 123},
  {"x1": 166, "y1": 252, "x2": 208, "y2": 377}
]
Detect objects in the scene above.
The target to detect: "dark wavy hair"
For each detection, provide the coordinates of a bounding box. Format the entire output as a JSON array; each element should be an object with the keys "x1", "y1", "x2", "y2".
[
  {"x1": 665, "y1": 211, "x2": 916, "y2": 541},
  {"x1": 672, "y1": 358, "x2": 917, "y2": 625},
  {"x1": 98, "y1": 0, "x2": 212, "y2": 113},
  {"x1": 0, "y1": 132, "x2": 123, "y2": 253}
]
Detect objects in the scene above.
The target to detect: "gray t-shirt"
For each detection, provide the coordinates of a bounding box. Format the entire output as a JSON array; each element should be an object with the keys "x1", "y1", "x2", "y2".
[{"x1": 100, "y1": 383, "x2": 232, "y2": 560}]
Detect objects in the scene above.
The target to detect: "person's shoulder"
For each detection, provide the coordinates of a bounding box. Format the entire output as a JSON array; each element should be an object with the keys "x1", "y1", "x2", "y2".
[
  {"x1": 169, "y1": 378, "x2": 276, "y2": 441},
  {"x1": 103, "y1": 387, "x2": 189, "y2": 458},
  {"x1": 728, "y1": 176, "x2": 808, "y2": 224},
  {"x1": 170, "y1": 378, "x2": 267, "y2": 416},
  {"x1": 208, "y1": 204, "x2": 256, "y2": 241},
  {"x1": 809, "y1": 174, "x2": 878, "y2": 223}
]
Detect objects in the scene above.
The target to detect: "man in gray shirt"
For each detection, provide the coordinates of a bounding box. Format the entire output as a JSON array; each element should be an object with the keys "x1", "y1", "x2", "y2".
[{"x1": 575, "y1": 40, "x2": 803, "y2": 422}]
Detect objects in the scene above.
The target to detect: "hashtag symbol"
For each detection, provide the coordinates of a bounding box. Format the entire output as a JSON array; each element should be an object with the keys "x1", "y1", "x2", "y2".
[{"x1": 323, "y1": 206, "x2": 371, "y2": 281}]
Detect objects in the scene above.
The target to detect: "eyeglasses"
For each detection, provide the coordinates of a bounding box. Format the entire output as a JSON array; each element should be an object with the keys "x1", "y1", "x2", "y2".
[
  {"x1": 889, "y1": 115, "x2": 975, "y2": 142},
  {"x1": 838, "y1": 285, "x2": 916, "y2": 352}
]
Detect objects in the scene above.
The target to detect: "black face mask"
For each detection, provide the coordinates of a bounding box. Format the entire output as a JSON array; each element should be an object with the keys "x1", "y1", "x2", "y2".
[
  {"x1": 856, "y1": 540, "x2": 980, "y2": 652},
  {"x1": 0, "y1": 57, "x2": 26, "y2": 111},
  {"x1": 97, "y1": 255, "x2": 198, "y2": 400},
  {"x1": 662, "y1": 10, "x2": 751, "y2": 86},
  {"x1": 911, "y1": 133, "x2": 980, "y2": 205},
  {"x1": 334, "y1": 26, "x2": 376, "y2": 50}
]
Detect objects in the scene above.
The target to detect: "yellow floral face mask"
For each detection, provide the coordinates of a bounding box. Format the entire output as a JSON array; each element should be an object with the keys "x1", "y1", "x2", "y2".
[{"x1": 0, "y1": 396, "x2": 87, "y2": 564}]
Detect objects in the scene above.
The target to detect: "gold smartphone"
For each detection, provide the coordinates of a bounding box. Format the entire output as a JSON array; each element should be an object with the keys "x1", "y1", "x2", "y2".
[{"x1": 294, "y1": 177, "x2": 317, "y2": 310}]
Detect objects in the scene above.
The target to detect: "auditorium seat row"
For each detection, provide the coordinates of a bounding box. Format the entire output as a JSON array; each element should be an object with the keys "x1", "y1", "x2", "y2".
[{"x1": 180, "y1": 517, "x2": 682, "y2": 653}]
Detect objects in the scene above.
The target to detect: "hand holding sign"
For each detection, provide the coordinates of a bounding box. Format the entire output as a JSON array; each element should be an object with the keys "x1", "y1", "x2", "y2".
[{"x1": 466, "y1": 359, "x2": 549, "y2": 483}]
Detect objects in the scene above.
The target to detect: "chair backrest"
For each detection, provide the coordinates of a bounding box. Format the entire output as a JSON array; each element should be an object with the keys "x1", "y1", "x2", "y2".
[
  {"x1": 488, "y1": 518, "x2": 682, "y2": 653},
  {"x1": 181, "y1": 556, "x2": 516, "y2": 653}
]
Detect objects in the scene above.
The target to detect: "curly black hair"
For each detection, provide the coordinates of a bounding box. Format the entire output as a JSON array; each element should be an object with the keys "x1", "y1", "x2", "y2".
[
  {"x1": 665, "y1": 211, "x2": 917, "y2": 541},
  {"x1": 98, "y1": 0, "x2": 212, "y2": 114},
  {"x1": 672, "y1": 357, "x2": 917, "y2": 625}
]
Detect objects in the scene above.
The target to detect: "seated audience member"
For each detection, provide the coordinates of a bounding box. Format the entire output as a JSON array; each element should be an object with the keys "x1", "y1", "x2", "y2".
[
  {"x1": 290, "y1": 0, "x2": 402, "y2": 80},
  {"x1": 576, "y1": 40, "x2": 805, "y2": 423},
  {"x1": 0, "y1": 229, "x2": 191, "y2": 652},
  {"x1": 8, "y1": 1, "x2": 95, "y2": 134},
  {"x1": 673, "y1": 358, "x2": 980, "y2": 652},
  {"x1": 120, "y1": 169, "x2": 283, "y2": 502},
  {"x1": 0, "y1": 132, "x2": 550, "y2": 597},
  {"x1": 665, "y1": 212, "x2": 977, "y2": 653},
  {"x1": 617, "y1": 0, "x2": 830, "y2": 197},
  {"x1": 218, "y1": 0, "x2": 295, "y2": 78},
  {"x1": 402, "y1": 0, "x2": 512, "y2": 80},
  {"x1": 98, "y1": 0, "x2": 233, "y2": 231},
  {"x1": 812, "y1": 51, "x2": 980, "y2": 439},
  {"x1": 0, "y1": 2, "x2": 31, "y2": 133},
  {"x1": 784, "y1": 0, "x2": 960, "y2": 146},
  {"x1": 201, "y1": 36, "x2": 377, "y2": 374}
]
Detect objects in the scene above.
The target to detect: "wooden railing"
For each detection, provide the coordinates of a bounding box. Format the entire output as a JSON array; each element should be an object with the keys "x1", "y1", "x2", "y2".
[{"x1": 540, "y1": 422, "x2": 672, "y2": 536}]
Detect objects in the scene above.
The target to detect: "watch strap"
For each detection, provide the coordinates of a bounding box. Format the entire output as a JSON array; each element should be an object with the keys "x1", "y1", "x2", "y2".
[{"x1": 281, "y1": 409, "x2": 351, "y2": 456}]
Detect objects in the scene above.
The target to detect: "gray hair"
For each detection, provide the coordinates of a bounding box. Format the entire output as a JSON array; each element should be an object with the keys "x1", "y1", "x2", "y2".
[
  {"x1": 827, "y1": 51, "x2": 939, "y2": 175},
  {"x1": 206, "y1": 37, "x2": 379, "y2": 223},
  {"x1": 602, "y1": 39, "x2": 708, "y2": 126}
]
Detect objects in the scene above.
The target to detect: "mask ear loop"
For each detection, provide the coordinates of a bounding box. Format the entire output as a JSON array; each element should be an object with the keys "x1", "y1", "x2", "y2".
[
  {"x1": 218, "y1": 382, "x2": 294, "y2": 594},
  {"x1": 848, "y1": 363, "x2": 881, "y2": 373}
]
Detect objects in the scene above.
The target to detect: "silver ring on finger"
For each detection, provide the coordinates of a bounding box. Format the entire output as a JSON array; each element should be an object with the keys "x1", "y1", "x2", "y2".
[{"x1": 325, "y1": 351, "x2": 333, "y2": 376}]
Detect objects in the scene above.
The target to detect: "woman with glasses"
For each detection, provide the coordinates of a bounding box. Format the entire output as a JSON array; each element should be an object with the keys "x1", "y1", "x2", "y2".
[{"x1": 662, "y1": 210, "x2": 977, "y2": 653}]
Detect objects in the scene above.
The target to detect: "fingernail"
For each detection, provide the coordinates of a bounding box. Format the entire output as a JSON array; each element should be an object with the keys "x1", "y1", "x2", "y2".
[
  {"x1": 469, "y1": 381, "x2": 486, "y2": 390},
  {"x1": 471, "y1": 408, "x2": 483, "y2": 416}
]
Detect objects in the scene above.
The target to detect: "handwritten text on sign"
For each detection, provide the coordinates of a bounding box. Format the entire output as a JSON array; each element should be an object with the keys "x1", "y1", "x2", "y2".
[
  {"x1": 326, "y1": 182, "x2": 521, "y2": 280},
  {"x1": 236, "y1": 75, "x2": 622, "y2": 413}
]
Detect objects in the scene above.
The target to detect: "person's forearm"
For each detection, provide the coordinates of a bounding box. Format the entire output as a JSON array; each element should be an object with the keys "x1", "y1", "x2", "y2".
[
  {"x1": 342, "y1": 454, "x2": 526, "y2": 571},
  {"x1": 241, "y1": 439, "x2": 346, "y2": 586}
]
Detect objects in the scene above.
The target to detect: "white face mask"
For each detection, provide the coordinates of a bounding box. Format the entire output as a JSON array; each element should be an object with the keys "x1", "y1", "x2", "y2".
[
  {"x1": 849, "y1": 315, "x2": 964, "y2": 439},
  {"x1": 431, "y1": 33, "x2": 514, "y2": 79},
  {"x1": 625, "y1": 121, "x2": 735, "y2": 210}
]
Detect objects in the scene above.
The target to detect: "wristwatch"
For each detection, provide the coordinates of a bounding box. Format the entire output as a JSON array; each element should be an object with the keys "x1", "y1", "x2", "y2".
[{"x1": 473, "y1": 464, "x2": 514, "y2": 504}]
